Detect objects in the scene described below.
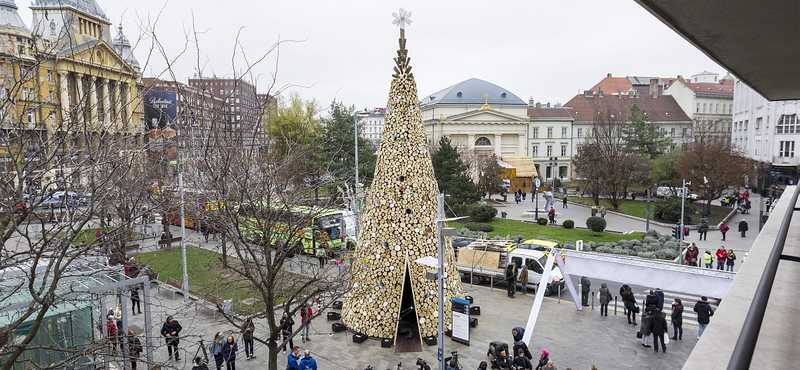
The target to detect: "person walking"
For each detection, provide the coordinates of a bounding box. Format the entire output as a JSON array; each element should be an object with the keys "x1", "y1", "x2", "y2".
[
  {"x1": 599, "y1": 206, "x2": 607, "y2": 219},
  {"x1": 194, "y1": 357, "x2": 210, "y2": 370},
  {"x1": 703, "y1": 250, "x2": 714, "y2": 269},
  {"x1": 726, "y1": 250, "x2": 737, "y2": 271},
  {"x1": 622, "y1": 286, "x2": 637, "y2": 325},
  {"x1": 515, "y1": 192, "x2": 521, "y2": 204},
  {"x1": 591, "y1": 205, "x2": 598, "y2": 217},
  {"x1": 715, "y1": 246, "x2": 727, "y2": 270},
  {"x1": 130, "y1": 286, "x2": 141, "y2": 315},
  {"x1": 299, "y1": 350, "x2": 318, "y2": 370},
  {"x1": 287, "y1": 347, "x2": 301, "y2": 370},
  {"x1": 738, "y1": 219, "x2": 749, "y2": 237},
  {"x1": 652, "y1": 311, "x2": 669, "y2": 353},
  {"x1": 720, "y1": 222, "x2": 729, "y2": 241},
  {"x1": 241, "y1": 317, "x2": 255, "y2": 359},
  {"x1": 128, "y1": 330, "x2": 143, "y2": 370},
  {"x1": 505, "y1": 261, "x2": 518, "y2": 298},
  {"x1": 222, "y1": 335, "x2": 238, "y2": 370},
  {"x1": 210, "y1": 332, "x2": 225, "y2": 370},
  {"x1": 519, "y1": 265, "x2": 529, "y2": 295},
  {"x1": 300, "y1": 304, "x2": 313, "y2": 342},
  {"x1": 619, "y1": 284, "x2": 631, "y2": 315},
  {"x1": 598, "y1": 282, "x2": 610, "y2": 316},
  {"x1": 280, "y1": 312, "x2": 295, "y2": 353},
  {"x1": 671, "y1": 298, "x2": 683, "y2": 340},
  {"x1": 562, "y1": 196, "x2": 568, "y2": 208},
  {"x1": 580, "y1": 276, "x2": 591, "y2": 307},
  {"x1": 693, "y1": 296, "x2": 715, "y2": 338},
  {"x1": 548, "y1": 207, "x2": 556, "y2": 225},
  {"x1": 102, "y1": 315, "x2": 118, "y2": 353},
  {"x1": 685, "y1": 243, "x2": 699, "y2": 266},
  {"x1": 160, "y1": 315, "x2": 182, "y2": 361},
  {"x1": 698, "y1": 220, "x2": 709, "y2": 241}
]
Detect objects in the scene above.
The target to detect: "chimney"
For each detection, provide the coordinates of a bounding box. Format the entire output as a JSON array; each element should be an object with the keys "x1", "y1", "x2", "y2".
[
  {"x1": 529, "y1": 96, "x2": 535, "y2": 106},
  {"x1": 649, "y1": 78, "x2": 659, "y2": 97},
  {"x1": 584, "y1": 90, "x2": 594, "y2": 98},
  {"x1": 535, "y1": 102, "x2": 542, "y2": 108},
  {"x1": 617, "y1": 90, "x2": 622, "y2": 98},
  {"x1": 546, "y1": 102, "x2": 551, "y2": 108},
  {"x1": 607, "y1": 73, "x2": 612, "y2": 77},
  {"x1": 598, "y1": 88, "x2": 604, "y2": 98}
]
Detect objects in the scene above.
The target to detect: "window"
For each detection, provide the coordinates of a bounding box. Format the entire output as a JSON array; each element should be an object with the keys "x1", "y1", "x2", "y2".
[
  {"x1": 577, "y1": 128, "x2": 583, "y2": 138},
  {"x1": 696, "y1": 103, "x2": 700, "y2": 113},
  {"x1": 716, "y1": 103, "x2": 720, "y2": 113},
  {"x1": 777, "y1": 114, "x2": 798, "y2": 134},
  {"x1": 546, "y1": 145, "x2": 553, "y2": 157},
  {"x1": 48, "y1": 90, "x2": 53, "y2": 102},
  {"x1": 780, "y1": 141, "x2": 795, "y2": 157},
  {"x1": 532, "y1": 128, "x2": 538, "y2": 138},
  {"x1": 22, "y1": 87, "x2": 29, "y2": 100},
  {"x1": 703, "y1": 103, "x2": 707, "y2": 113},
  {"x1": 26, "y1": 110, "x2": 35, "y2": 123},
  {"x1": 49, "y1": 111, "x2": 55, "y2": 120},
  {"x1": 560, "y1": 144, "x2": 567, "y2": 156},
  {"x1": 547, "y1": 127, "x2": 553, "y2": 138},
  {"x1": 475, "y1": 137, "x2": 491, "y2": 146},
  {"x1": 532, "y1": 146, "x2": 538, "y2": 157},
  {"x1": 744, "y1": 120, "x2": 748, "y2": 130},
  {"x1": 670, "y1": 128, "x2": 676, "y2": 137},
  {"x1": 561, "y1": 127, "x2": 567, "y2": 138},
  {"x1": 682, "y1": 128, "x2": 688, "y2": 137},
  {"x1": 756, "y1": 117, "x2": 762, "y2": 131},
  {"x1": 47, "y1": 71, "x2": 52, "y2": 82},
  {"x1": 456, "y1": 92, "x2": 462, "y2": 98}
]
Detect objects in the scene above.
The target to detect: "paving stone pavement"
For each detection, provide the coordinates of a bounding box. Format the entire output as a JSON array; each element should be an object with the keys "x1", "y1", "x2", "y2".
[{"x1": 119, "y1": 278, "x2": 700, "y2": 370}]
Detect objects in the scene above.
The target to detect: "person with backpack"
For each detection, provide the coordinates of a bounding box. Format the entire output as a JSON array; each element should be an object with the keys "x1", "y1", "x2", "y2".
[
  {"x1": 299, "y1": 350, "x2": 318, "y2": 370},
  {"x1": 222, "y1": 335, "x2": 238, "y2": 370},
  {"x1": 720, "y1": 222, "x2": 729, "y2": 241}
]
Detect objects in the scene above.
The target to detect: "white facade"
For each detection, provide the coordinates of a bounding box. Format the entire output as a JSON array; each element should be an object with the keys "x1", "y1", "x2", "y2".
[
  {"x1": 664, "y1": 71, "x2": 734, "y2": 145},
  {"x1": 362, "y1": 109, "x2": 386, "y2": 148}
]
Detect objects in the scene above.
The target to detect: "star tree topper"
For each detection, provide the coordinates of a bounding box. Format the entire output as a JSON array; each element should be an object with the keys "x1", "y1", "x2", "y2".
[{"x1": 392, "y1": 8, "x2": 412, "y2": 29}]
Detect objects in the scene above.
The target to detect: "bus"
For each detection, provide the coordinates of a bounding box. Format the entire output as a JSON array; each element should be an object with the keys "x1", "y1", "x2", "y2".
[
  {"x1": 237, "y1": 203, "x2": 357, "y2": 255},
  {"x1": 163, "y1": 189, "x2": 224, "y2": 231}
]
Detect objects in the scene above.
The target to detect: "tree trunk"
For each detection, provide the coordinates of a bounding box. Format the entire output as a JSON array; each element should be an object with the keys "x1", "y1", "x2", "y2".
[{"x1": 221, "y1": 234, "x2": 228, "y2": 268}]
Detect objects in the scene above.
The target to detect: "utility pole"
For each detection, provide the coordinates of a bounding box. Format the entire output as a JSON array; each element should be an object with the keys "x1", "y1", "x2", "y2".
[{"x1": 679, "y1": 179, "x2": 686, "y2": 265}]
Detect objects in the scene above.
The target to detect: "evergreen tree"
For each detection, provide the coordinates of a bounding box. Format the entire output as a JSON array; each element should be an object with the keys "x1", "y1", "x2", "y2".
[
  {"x1": 431, "y1": 136, "x2": 482, "y2": 205},
  {"x1": 624, "y1": 104, "x2": 672, "y2": 159},
  {"x1": 480, "y1": 154, "x2": 506, "y2": 198}
]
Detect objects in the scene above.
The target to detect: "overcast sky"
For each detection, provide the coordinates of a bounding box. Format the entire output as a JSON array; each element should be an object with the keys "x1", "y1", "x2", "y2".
[{"x1": 19, "y1": 0, "x2": 724, "y2": 112}]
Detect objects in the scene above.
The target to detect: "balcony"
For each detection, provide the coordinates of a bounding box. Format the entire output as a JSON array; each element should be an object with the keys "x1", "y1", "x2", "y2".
[{"x1": 772, "y1": 156, "x2": 800, "y2": 165}]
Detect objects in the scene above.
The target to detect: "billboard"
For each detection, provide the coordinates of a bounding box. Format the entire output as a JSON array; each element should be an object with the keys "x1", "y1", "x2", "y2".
[{"x1": 144, "y1": 91, "x2": 178, "y2": 158}]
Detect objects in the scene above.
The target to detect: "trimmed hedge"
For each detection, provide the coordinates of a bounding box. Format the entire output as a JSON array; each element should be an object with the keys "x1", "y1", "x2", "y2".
[
  {"x1": 586, "y1": 216, "x2": 607, "y2": 233},
  {"x1": 464, "y1": 222, "x2": 494, "y2": 232},
  {"x1": 562, "y1": 219, "x2": 575, "y2": 229},
  {"x1": 537, "y1": 217, "x2": 548, "y2": 225}
]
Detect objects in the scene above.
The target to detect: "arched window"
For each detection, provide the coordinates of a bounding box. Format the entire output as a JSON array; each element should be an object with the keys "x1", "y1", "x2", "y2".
[
  {"x1": 475, "y1": 137, "x2": 491, "y2": 146},
  {"x1": 456, "y1": 92, "x2": 462, "y2": 98}
]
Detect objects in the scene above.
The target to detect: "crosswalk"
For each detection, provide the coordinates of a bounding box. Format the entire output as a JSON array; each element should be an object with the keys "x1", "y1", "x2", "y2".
[{"x1": 599, "y1": 290, "x2": 719, "y2": 327}]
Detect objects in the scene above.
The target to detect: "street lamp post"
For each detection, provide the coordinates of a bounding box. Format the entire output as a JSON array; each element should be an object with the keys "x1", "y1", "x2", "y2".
[
  {"x1": 549, "y1": 157, "x2": 559, "y2": 191},
  {"x1": 679, "y1": 179, "x2": 687, "y2": 266},
  {"x1": 645, "y1": 189, "x2": 651, "y2": 231}
]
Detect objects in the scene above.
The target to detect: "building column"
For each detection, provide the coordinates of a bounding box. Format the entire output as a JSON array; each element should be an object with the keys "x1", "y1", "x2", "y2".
[
  {"x1": 74, "y1": 73, "x2": 84, "y2": 124},
  {"x1": 58, "y1": 71, "x2": 69, "y2": 123},
  {"x1": 89, "y1": 76, "x2": 98, "y2": 124},
  {"x1": 468, "y1": 134, "x2": 475, "y2": 152},
  {"x1": 125, "y1": 82, "x2": 133, "y2": 125},
  {"x1": 517, "y1": 133, "x2": 525, "y2": 156},
  {"x1": 101, "y1": 78, "x2": 110, "y2": 124},
  {"x1": 494, "y1": 134, "x2": 502, "y2": 156},
  {"x1": 113, "y1": 81, "x2": 121, "y2": 125}
]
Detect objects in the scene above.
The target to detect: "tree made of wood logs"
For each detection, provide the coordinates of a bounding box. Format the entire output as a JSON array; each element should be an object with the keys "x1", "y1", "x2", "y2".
[{"x1": 341, "y1": 25, "x2": 464, "y2": 340}]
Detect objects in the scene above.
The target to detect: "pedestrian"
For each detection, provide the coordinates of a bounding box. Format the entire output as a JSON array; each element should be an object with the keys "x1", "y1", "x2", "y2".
[
  {"x1": 738, "y1": 219, "x2": 749, "y2": 237},
  {"x1": 513, "y1": 348, "x2": 533, "y2": 370},
  {"x1": 203, "y1": 227, "x2": 210, "y2": 242},
  {"x1": 698, "y1": 220, "x2": 709, "y2": 241},
  {"x1": 543, "y1": 361, "x2": 556, "y2": 370},
  {"x1": 715, "y1": 246, "x2": 727, "y2": 270},
  {"x1": 652, "y1": 311, "x2": 668, "y2": 353},
  {"x1": 113, "y1": 303, "x2": 123, "y2": 334},
  {"x1": 548, "y1": 207, "x2": 556, "y2": 225},
  {"x1": 622, "y1": 286, "x2": 637, "y2": 325},
  {"x1": 562, "y1": 196, "x2": 568, "y2": 208},
  {"x1": 241, "y1": 317, "x2": 255, "y2": 359},
  {"x1": 726, "y1": 250, "x2": 736, "y2": 272},
  {"x1": 515, "y1": 193, "x2": 521, "y2": 204},
  {"x1": 130, "y1": 286, "x2": 141, "y2": 315},
  {"x1": 694, "y1": 296, "x2": 715, "y2": 338},
  {"x1": 281, "y1": 312, "x2": 295, "y2": 353},
  {"x1": 580, "y1": 276, "x2": 591, "y2": 307},
  {"x1": 222, "y1": 335, "x2": 238, "y2": 370},
  {"x1": 534, "y1": 349, "x2": 550, "y2": 370},
  {"x1": 160, "y1": 315, "x2": 182, "y2": 361},
  {"x1": 598, "y1": 282, "x2": 610, "y2": 316},
  {"x1": 631, "y1": 192, "x2": 637, "y2": 201},
  {"x1": 493, "y1": 349, "x2": 511, "y2": 370},
  {"x1": 519, "y1": 265, "x2": 529, "y2": 295},
  {"x1": 487, "y1": 341, "x2": 508, "y2": 359},
  {"x1": 654, "y1": 288, "x2": 664, "y2": 310},
  {"x1": 316, "y1": 246, "x2": 327, "y2": 267},
  {"x1": 619, "y1": 284, "x2": 631, "y2": 315},
  {"x1": 210, "y1": 332, "x2": 225, "y2": 370},
  {"x1": 685, "y1": 243, "x2": 699, "y2": 266},
  {"x1": 644, "y1": 290, "x2": 657, "y2": 312},
  {"x1": 478, "y1": 361, "x2": 488, "y2": 370},
  {"x1": 102, "y1": 315, "x2": 118, "y2": 352},
  {"x1": 720, "y1": 222, "x2": 729, "y2": 241},
  {"x1": 299, "y1": 350, "x2": 317, "y2": 370},
  {"x1": 591, "y1": 205, "x2": 597, "y2": 217},
  {"x1": 194, "y1": 357, "x2": 210, "y2": 370},
  {"x1": 599, "y1": 205, "x2": 607, "y2": 219},
  {"x1": 288, "y1": 347, "x2": 301, "y2": 370},
  {"x1": 640, "y1": 309, "x2": 652, "y2": 348},
  {"x1": 505, "y1": 261, "x2": 518, "y2": 298},
  {"x1": 300, "y1": 304, "x2": 312, "y2": 342},
  {"x1": 703, "y1": 250, "x2": 714, "y2": 269},
  {"x1": 671, "y1": 298, "x2": 683, "y2": 341},
  {"x1": 128, "y1": 330, "x2": 143, "y2": 370},
  {"x1": 522, "y1": 191, "x2": 527, "y2": 201}
]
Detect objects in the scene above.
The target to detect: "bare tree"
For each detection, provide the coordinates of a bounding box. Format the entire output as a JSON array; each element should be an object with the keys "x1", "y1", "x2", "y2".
[{"x1": 677, "y1": 141, "x2": 754, "y2": 215}]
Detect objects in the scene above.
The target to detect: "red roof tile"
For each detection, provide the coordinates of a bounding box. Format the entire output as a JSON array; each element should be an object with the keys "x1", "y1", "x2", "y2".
[
  {"x1": 528, "y1": 107, "x2": 573, "y2": 119},
  {"x1": 563, "y1": 94, "x2": 692, "y2": 123},
  {"x1": 589, "y1": 76, "x2": 633, "y2": 95},
  {"x1": 675, "y1": 77, "x2": 734, "y2": 96}
]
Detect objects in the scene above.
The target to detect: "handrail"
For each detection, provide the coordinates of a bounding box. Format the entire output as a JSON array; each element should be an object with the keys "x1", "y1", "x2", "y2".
[{"x1": 727, "y1": 185, "x2": 800, "y2": 370}]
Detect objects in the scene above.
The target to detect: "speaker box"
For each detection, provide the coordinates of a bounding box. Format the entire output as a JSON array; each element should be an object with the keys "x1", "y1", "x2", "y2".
[
  {"x1": 465, "y1": 295, "x2": 474, "y2": 304},
  {"x1": 470, "y1": 318, "x2": 479, "y2": 328},
  {"x1": 332, "y1": 323, "x2": 346, "y2": 333},
  {"x1": 445, "y1": 329, "x2": 452, "y2": 337},
  {"x1": 470, "y1": 306, "x2": 481, "y2": 315},
  {"x1": 424, "y1": 336, "x2": 437, "y2": 346},
  {"x1": 353, "y1": 334, "x2": 368, "y2": 343},
  {"x1": 327, "y1": 312, "x2": 341, "y2": 321},
  {"x1": 332, "y1": 300, "x2": 343, "y2": 309},
  {"x1": 381, "y1": 338, "x2": 392, "y2": 348}
]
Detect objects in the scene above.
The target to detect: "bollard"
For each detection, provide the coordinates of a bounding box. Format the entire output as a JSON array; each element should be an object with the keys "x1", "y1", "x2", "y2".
[
  {"x1": 591, "y1": 291, "x2": 595, "y2": 310},
  {"x1": 558, "y1": 284, "x2": 561, "y2": 303},
  {"x1": 614, "y1": 296, "x2": 618, "y2": 315}
]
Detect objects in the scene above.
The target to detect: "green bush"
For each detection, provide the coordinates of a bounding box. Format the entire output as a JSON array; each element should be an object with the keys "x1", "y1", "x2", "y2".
[
  {"x1": 653, "y1": 196, "x2": 697, "y2": 223},
  {"x1": 562, "y1": 219, "x2": 575, "y2": 229},
  {"x1": 585, "y1": 216, "x2": 607, "y2": 233},
  {"x1": 537, "y1": 218, "x2": 548, "y2": 225},
  {"x1": 471, "y1": 204, "x2": 498, "y2": 222},
  {"x1": 464, "y1": 222, "x2": 494, "y2": 232},
  {"x1": 449, "y1": 203, "x2": 476, "y2": 218}
]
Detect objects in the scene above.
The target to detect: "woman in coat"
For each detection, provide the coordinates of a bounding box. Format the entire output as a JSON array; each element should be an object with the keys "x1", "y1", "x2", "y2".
[
  {"x1": 622, "y1": 286, "x2": 637, "y2": 325},
  {"x1": 726, "y1": 251, "x2": 737, "y2": 272},
  {"x1": 671, "y1": 298, "x2": 683, "y2": 340},
  {"x1": 519, "y1": 265, "x2": 529, "y2": 295},
  {"x1": 640, "y1": 310, "x2": 652, "y2": 348},
  {"x1": 703, "y1": 250, "x2": 714, "y2": 269},
  {"x1": 222, "y1": 335, "x2": 238, "y2": 370},
  {"x1": 210, "y1": 332, "x2": 225, "y2": 370},
  {"x1": 598, "y1": 282, "x2": 610, "y2": 316}
]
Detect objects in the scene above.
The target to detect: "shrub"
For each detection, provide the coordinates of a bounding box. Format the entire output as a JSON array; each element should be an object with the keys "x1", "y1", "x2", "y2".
[
  {"x1": 464, "y1": 222, "x2": 494, "y2": 232},
  {"x1": 585, "y1": 216, "x2": 607, "y2": 233},
  {"x1": 537, "y1": 218, "x2": 548, "y2": 225},
  {"x1": 471, "y1": 204, "x2": 498, "y2": 222},
  {"x1": 511, "y1": 235, "x2": 525, "y2": 244},
  {"x1": 653, "y1": 197, "x2": 697, "y2": 224},
  {"x1": 562, "y1": 241, "x2": 576, "y2": 250},
  {"x1": 645, "y1": 229, "x2": 660, "y2": 238},
  {"x1": 643, "y1": 236, "x2": 659, "y2": 245},
  {"x1": 562, "y1": 219, "x2": 575, "y2": 229}
]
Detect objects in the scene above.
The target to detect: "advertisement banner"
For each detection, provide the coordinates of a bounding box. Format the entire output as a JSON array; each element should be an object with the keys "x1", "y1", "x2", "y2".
[
  {"x1": 451, "y1": 297, "x2": 470, "y2": 345},
  {"x1": 144, "y1": 91, "x2": 178, "y2": 158}
]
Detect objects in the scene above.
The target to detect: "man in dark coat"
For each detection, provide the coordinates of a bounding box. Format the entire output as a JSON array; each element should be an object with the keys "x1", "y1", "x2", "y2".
[
  {"x1": 650, "y1": 310, "x2": 669, "y2": 352},
  {"x1": 280, "y1": 312, "x2": 295, "y2": 353},
  {"x1": 505, "y1": 261, "x2": 517, "y2": 298},
  {"x1": 513, "y1": 348, "x2": 533, "y2": 370},
  {"x1": 694, "y1": 296, "x2": 715, "y2": 338},
  {"x1": 671, "y1": 298, "x2": 684, "y2": 340},
  {"x1": 645, "y1": 290, "x2": 658, "y2": 312},
  {"x1": 654, "y1": 288, "x2": 665, "y2": 310},
  {"x1": 580, "y1": 276, "x2": 591, "y2": 306},
  {"x1": 622, "y1": 286, "x2": 637, "y2": 325},
  {"x1": 160, "y1": 315, "x2": 182, "y2": 361},
  {"x1": 738, "y1": 219, "x2": 749, "y2": 237}
]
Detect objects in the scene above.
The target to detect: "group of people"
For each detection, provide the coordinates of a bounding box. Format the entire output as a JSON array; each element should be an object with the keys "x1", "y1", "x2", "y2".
[
  {"x1": 486, "y1": 327, "x2": 561, "y2": 370},
  {"x1": 684, "y1": 243, "x2": 737, "y2": 271},
  {"x1": 514, "y1": 189, "x2": 528, "y2": 204},
  {"x1": 590, "y1": 205, "x2": 607, "y2": 219},
  {"x1": 504, "y1": 260, "x2": 530, "y2": 298}
]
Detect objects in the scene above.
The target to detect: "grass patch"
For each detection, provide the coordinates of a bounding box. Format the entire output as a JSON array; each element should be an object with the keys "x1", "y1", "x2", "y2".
[
  {"x1": 564, "y1": 198, "x2": 732, "y2": 225},
  {"x1": 448, "y1": 218, "x2": 645, "y2": 244}
]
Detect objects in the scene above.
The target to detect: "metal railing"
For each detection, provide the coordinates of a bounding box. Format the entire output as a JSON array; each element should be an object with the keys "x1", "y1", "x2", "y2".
[{"x1": 727, "y1": 185, "x2": 800, "y2": 369}]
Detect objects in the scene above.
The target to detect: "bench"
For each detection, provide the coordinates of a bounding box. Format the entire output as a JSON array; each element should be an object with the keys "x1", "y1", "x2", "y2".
[
  {"x1": 157, "y1": 237, "x2": 183, "y2": 249},
  {"x1": 158, "y1": 277, "x2": 184, "y2": 299},
  {"x1": 195, "y1": 293, "x2": 223, "y2": 318},
  {"x1": 123, "y1": 244, "x2": 140, "y2": 253}
]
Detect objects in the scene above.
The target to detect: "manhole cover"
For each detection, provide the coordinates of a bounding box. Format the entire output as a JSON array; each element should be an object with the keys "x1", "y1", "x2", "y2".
[{"x1": 619, "y1": 347, "x2": 637, "y2": 356}]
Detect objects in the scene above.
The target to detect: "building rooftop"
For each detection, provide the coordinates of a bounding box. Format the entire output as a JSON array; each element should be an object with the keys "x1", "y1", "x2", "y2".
[
  {"x1": 527, "y1": 107, "x2": 574, "y2": 119},
  {"x1": 420, "y1": 78, "x2": 527, "y2": 108},
  {"x1": 0, "y1": 0, "x2": 27, "y2": 32},
  {"x1": 31, "y1": 0, "x2": 108, "y2": 21},
  {"x1": 563, "y1": 93, "x2": 692, "y2": 123}
]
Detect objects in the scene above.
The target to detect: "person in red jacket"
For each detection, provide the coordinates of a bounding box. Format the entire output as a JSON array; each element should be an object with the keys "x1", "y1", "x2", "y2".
[
  {"x1": 300, "y1": 304, "x2": 312, "y2": 343},
  {"x1": 103, "y1": 315, "x2": 118, "y2": 352},
  {"x1": 715, "y1": 246, "x2": 727, "y2": 270}
]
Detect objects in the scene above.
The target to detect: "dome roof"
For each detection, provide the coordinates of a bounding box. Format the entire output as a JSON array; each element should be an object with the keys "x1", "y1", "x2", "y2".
[
  {"x1": 113, "y1": 24, "x2": 138, "y2": 65},
  {"x1": 32, "y1": 0, "x2": 108, "y2": 21},
  {"x1": 0, "y1": 0, "x2": 30, "y2": 33},
  {"x1": 420, "y1": 78, "x2": 526, "y2": 108}
]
